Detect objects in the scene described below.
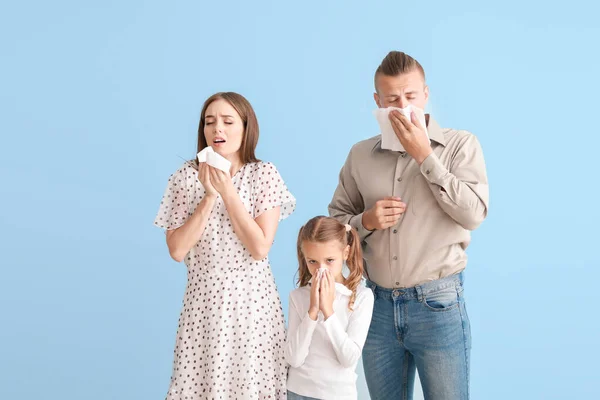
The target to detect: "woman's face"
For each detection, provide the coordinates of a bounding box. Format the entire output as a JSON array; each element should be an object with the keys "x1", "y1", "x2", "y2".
[{"x1": 203, "y1": 99, "x2": 244, "y2": 159}]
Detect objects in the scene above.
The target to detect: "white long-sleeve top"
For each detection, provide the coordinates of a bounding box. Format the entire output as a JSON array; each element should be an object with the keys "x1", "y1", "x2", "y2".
[{"x1": 285, "y1": 282, "x2": 374, "y2": 400}]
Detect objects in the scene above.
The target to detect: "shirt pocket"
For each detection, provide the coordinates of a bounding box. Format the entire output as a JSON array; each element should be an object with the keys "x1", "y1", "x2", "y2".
[{"x1": 411, "y1": 172, "x2": 438, "y2": 216}]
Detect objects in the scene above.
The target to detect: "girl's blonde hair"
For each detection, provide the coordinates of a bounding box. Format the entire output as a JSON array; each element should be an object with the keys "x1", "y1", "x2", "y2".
[{"x1": 296, "y1": 216, "x2": 364, "y2": 310}]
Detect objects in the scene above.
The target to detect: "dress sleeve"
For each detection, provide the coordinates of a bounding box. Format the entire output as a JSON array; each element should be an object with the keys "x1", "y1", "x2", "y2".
[
  {"x1": 153, "y1": 165, "x2": 193, "y2": 230},
  {"x1": 252, "y1": 162, "x2": 296, "y2": 221}
]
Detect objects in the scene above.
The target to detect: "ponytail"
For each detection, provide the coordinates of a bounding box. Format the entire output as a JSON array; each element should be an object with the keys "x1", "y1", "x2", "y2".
[{"x1": 344, "y1": 226, "x2": 364, "y2": 310}]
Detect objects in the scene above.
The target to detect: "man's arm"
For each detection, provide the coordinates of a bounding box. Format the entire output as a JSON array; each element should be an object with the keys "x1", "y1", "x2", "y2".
[
  {"x1": 420, "y1": 133, "x2": 489, "y2": 230},
  {"x1": 389, "y1": 110, "x2": 489, "y2": 230},
  {"x1": 329, "y1": 146, "x2": 406, "y2": 237},
  {"x1": 328, "y1": 147, "x2": 374, "y2": 241}
]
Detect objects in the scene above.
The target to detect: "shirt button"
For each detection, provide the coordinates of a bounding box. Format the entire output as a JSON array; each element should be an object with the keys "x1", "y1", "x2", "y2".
[
  {"x1": 393, "y1": 256, "x2": 398, "y2": 260},
  {"x1": 395, "y1": 281, "x2": 400, "y2": 286},
  {"x1": 397, "y1": 177, "x2": 402, "y2": 182},
  {"x1": 393, "y1": 229, "x2": 397, "y2": 233},
  {"x1": 426, "y1": 169, "x2": 431, "y2": 174}
]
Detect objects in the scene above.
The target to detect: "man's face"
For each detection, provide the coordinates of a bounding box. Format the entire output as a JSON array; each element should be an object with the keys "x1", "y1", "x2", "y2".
[{"x1": 374, "y1": 69, "x2": 429, "y2": 110}]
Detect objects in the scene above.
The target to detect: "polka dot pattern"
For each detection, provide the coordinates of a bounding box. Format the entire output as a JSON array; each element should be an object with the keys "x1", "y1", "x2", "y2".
[{"x1": 154, "y1": 161, "x2": 296, "y2": 399}]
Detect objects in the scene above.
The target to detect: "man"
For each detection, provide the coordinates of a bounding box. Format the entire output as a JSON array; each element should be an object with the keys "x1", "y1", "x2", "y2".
[{"x1": 329, "y1": 51, "x2": 489, "y2": 399}]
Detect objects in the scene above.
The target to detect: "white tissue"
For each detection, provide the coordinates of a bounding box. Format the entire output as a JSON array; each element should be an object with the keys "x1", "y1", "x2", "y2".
[
  {"x1": 317, "y1": 267, "x2": 327, "y2": 279},
  {"x1": 373, "y1": 105, "x2": 429, "y2": 152},
  {"x1": 197, "y1": 147, "x2": 231, "y2": 173}
]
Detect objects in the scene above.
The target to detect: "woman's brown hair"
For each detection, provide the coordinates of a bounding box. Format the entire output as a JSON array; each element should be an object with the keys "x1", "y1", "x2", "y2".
[{"x1": 296, "y1": 216, "x2": 364, "y2": 310}]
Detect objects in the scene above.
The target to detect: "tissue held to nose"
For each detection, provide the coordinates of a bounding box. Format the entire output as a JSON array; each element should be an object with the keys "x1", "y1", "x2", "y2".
[
  {"x1": 316, "y1": 267, "x2": 327, "y2": 279},
  {"x1": 373, "y1": 105, "x2": 429, "y2": 152}
]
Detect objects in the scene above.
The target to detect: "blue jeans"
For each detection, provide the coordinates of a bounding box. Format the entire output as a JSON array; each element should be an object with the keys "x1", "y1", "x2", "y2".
[
  {"x1": 362, "y1": 273, "x2": 471, "y2": 400},
  {"x1": 287, "y1": 391, "x2": 320, "y2": 400}
]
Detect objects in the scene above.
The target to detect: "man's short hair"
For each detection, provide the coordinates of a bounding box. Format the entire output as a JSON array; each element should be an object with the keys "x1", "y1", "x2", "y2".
[{"x1": 375, "y1": 51, "x2": 426, "y2": 91}]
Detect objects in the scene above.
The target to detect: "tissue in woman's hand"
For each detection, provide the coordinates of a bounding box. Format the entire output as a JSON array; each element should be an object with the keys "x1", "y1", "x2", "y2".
[
  {"x1": 317, "y1": 267, "x2": 327, "y2": 279},
  {"x1": 196, "y1": 146, "x2": 214, "y2": 163},
  {"x1": 372, "y1": 105, "x2": 429, "y2": 152},
  {"x1": 196, "y1": 147, "x2": 231, "y2": 173}
]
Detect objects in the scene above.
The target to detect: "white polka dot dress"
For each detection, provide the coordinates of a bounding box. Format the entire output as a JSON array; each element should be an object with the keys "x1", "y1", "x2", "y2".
[{"x1": 154, "y1": 161, "x2": 296, "y2": 400}]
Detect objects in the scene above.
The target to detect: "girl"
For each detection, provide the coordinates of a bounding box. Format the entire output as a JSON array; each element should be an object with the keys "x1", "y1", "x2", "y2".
[
  {"x1": 285, "y1": 216, "x2": 375, "y2": 400},
  {"x1": 154, "y1": 92, "x2": 296, "y2": 399}
]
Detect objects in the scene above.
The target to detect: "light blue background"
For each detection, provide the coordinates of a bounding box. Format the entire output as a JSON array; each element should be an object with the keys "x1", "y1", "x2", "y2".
[{"x1": 1, "y1": 1, "x2": 598, "y2": 399}]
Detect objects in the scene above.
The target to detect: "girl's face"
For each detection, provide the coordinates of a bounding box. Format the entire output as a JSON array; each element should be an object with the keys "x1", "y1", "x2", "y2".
[
  {"x1": 203, "y1": 99, "x2": 244, "y2": 160},
  {"x1": 302, "y1": 240, "x2": 349, "y2": 283}
]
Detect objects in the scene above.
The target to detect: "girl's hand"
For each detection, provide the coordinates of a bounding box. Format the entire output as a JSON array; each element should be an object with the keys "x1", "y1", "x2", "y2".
[
  {"x1": 319, "y1": 269, "x2": 336, "y2": 320},
  {"x1": 198, "y1": 163, "x2": 218, "y2": 197},
  {"x1": 308, "y1": 273, "x2": 320, "y2": 321}
]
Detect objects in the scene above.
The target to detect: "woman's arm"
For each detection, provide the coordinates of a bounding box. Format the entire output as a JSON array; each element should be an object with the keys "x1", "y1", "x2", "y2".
[
  {"x1": 222, "y1": 192, "x2": 280, "y2": 260},
  {"x1": 166, "y1": 194, "x2": 217, "y2": 262},
  {"x1": 209, "y1": 166, "x2": 281, "y2": 260},
  {"x1": 164, "y1": 163, "x2": 219, "y2": 262}
]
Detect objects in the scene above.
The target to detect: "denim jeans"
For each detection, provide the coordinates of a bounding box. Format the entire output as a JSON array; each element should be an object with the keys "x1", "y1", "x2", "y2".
[
  {"x1": 287, "y1": 390, "x2": 321, "y2": 400},
  {"x1": 362, "y1": 273, "x2": 471, "y2": 400}
]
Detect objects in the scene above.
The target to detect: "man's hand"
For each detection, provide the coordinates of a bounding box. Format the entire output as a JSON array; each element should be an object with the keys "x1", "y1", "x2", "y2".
[
  {"x1": 362, "y1": 197, "x2": 407, "y2": 231},
  {"x1": 389, "y1": 110, "x2": 432, "y2": 164}
]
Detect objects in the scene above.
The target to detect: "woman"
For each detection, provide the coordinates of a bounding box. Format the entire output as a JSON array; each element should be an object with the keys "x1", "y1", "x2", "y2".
[{"x1": 154, "y1": 92, "x2": 295, "y2": 399}]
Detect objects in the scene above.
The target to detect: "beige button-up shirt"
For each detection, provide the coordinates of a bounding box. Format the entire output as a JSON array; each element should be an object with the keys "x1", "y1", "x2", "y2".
[{"x1": 328, "y1": 116, "x2": 489, "y2": 288}]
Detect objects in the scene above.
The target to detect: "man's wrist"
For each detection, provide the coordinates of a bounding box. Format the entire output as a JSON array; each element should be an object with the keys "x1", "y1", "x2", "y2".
[
  {"x1": 362, "y1": 211, "x2": 374, "y2": 231},
  {"x1": 415, "y1": 147, "x2": 433, "y2": 165}
]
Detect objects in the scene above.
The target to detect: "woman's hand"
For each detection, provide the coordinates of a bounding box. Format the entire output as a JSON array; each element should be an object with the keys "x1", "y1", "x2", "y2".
[
  {"x1": 208, "y1": 166, "x2": 234, "y2": 197},
  {"x1": 197, "y1": 163, "x2": 218, "y2": 197}
]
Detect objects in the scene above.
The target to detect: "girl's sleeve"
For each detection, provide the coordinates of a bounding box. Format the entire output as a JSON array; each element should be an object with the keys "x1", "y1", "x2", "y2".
[
  {"x1": 322, "y1": 287, "x2": 375, "y2": 368},
  {"x1": 285, "y1": 291, "x2": 318, "y2": 368}
]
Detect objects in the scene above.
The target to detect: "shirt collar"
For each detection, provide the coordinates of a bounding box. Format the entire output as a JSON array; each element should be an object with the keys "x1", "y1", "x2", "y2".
[{"x1": 372, "y1": 114, "x2": 446, "y2": 152}]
